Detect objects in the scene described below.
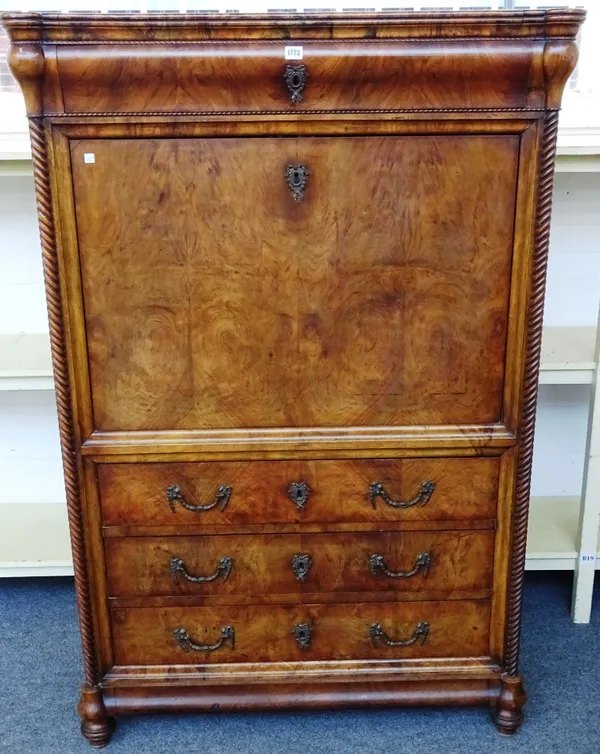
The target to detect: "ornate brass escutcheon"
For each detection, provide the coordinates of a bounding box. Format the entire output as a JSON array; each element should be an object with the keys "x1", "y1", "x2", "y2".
[
  {"x1": 291, "y1": 553, "x2": 313, "y2": 583},
  {"x1": 288, "y1": 481, "x2": 311, "y2": 510},
  {"x1": 285, "y1": 165, "x2": 310, "y2": 202},
  {"x1": 284, "y1": 64, "x2": 308, "y2": 104},
  {"x1": 292, "y1": 622, "x2": 313, "y2": 649}
]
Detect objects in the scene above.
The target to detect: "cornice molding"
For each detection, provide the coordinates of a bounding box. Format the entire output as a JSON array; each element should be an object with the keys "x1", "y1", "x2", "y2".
[{"x1": 2, "y1": 9, "x2": 586, "y2": 44}]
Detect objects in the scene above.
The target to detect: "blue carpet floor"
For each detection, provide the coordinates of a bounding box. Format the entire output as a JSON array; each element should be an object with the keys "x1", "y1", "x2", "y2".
[{"x1": 0, "y1": 572, "x2": 598, "y2": 754}]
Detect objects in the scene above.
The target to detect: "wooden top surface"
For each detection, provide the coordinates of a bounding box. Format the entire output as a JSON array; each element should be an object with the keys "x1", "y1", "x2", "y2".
[{"x1": 2, "y1": 9, "x2": 585, "y2": 44}]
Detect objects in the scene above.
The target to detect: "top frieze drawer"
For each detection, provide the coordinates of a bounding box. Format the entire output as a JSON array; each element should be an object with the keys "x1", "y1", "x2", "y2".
[{"x1": 53, "y1": 40, "x2": 546, "y2": 115}]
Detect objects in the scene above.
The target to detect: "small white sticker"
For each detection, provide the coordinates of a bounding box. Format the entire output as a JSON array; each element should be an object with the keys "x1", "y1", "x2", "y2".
[
  {"x1": 83, "y1": 153, "x2": 95, "y2": 164},
  {"x1": 285, "y1": 46, "x2": 303, "y2": 60},
  {"x1": 580, "y1": 553, "x2": 596, "y2": 563}
]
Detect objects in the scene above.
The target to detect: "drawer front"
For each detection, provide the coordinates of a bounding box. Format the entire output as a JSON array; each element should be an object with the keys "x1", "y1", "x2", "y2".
[
  {"x1": 57, "y1": 41, "x2": 537, "y2": 115},
  {"x1": 105, "y1": 530, "x2": 494, "y2": 600},
  {"x1": 111, "y1": 600, "x2": 491, "y2": 665},
  {"x1": 99, "y1": 457, "x2": 499, "y2": 527}
]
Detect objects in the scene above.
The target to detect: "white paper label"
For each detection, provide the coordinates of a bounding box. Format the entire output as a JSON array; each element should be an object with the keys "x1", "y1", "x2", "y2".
[
  {"x1": 83, "y1": 153, "x2": 96, "y2": 164},
  {"x1": 285, "y1": 46, "x2": 303, "y2": 60},
  {"x1": 580, "y1": 553, "x2": 596, "y2": 563}
]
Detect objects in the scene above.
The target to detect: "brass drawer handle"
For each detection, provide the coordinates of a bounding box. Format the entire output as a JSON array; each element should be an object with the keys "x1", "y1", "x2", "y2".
[
  {"x1": 292, "y1": 622, "x2": 313, "y2": 649},
  {"x1": 284, "y1": 63, "x2": 307, "y2": 104},
  {"x1": 288, "y1": 481, "x2": 310, "y2": 510},
  {"x1": 291, "y1": 553, "x2": 312, "y2": 583},
  {"x1": 166, "y1": 484, "x2": 231, "y2": 513},
  {"x1": 369, "y1": 480, "x2": 435, "y2": 510},
  {"x1": 369, "y1": 621, "x2": 429, "y2": 648},
  {"x1": 173, "y1": 625, "x2": 235, "y2": 653},
  {"x1": 170, "y1": 556, "x2": 233, "y2": 584},
  {"x1": 285, "y1": 164, "x2": 309, "y2": 202},
  {"x1": 369, "y1": 551, "x2": 431, "y2": 580}
]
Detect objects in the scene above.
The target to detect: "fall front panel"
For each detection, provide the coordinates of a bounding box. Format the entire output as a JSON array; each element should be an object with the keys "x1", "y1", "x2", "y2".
[{"x1": 71, "y1": 135, "x2": 518, "y2": 431}]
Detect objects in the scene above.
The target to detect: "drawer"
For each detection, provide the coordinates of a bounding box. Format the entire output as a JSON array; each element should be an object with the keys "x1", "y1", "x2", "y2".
[
  {"x1": 56, "y1": 41, "x2": 537, "y2": 115},
  {"x1": 99, "y1": 457, "x2": 499, "y2": 527},
  {"x1": 111, "y1": 600, "x2": 491, "y2": 665},
  {"x1": 105, "y1": 530, "x2": 494, "y2": 600}
]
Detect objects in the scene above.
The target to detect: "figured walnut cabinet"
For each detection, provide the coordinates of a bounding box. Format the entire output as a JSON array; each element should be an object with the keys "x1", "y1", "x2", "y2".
[{"x1": 3, "y1": 9, "x2": 583, "y2": 747}]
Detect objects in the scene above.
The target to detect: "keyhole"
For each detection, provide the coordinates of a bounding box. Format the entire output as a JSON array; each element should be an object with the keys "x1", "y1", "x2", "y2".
[{"x1": 289, "y1": 481, "x2": 310, "y2": 508}]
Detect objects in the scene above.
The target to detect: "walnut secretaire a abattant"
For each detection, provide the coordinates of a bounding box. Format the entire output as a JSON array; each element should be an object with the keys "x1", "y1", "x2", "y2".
[{"x1": 2, "y1": 8, "x2": 584, "y2": 746}]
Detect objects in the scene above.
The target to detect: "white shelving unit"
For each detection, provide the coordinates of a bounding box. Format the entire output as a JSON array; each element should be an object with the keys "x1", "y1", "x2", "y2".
[
  {"x1": 530, "y1": 321, "x2": 600, "y2": 623},
  {"x1": 571, "y1": 325, "x2": 600, "y2": 622},
  {"x1": 539, "y1": 327, "x2": 597, "y2": 385},
  {"x1": 0, "y1": 333, "x2": 53, "y2": 391}
]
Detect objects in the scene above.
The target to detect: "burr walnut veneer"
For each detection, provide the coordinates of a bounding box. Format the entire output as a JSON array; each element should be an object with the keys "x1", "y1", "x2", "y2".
[{"x1": 3, "y1": 8, "x2": 584, "y2": 746}]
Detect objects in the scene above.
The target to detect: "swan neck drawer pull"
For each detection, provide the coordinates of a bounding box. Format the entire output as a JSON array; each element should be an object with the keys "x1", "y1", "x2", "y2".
[
  {"x1": 166, "y1": 484, "x2": 232, "y2": 513},
  {"x1": 369, "y1": 551, "x2": 432, "y2": 579},
  {"x1": 170, "y1": 556, "x2": 233, "y2": 583},
  {"x1": 173, "y1": 625, "x2": 235, "y2": 653},
  {"x1": 369, "y1": 621, "x2": 429, "y2": 648},
  {"x1": 369, "y1": 480, "x2": 435, "y2": 510}
]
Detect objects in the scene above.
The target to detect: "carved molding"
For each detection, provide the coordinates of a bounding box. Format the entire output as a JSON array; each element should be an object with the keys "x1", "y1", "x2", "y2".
[
  {"x1": 0, "y1": 37, "x2": 578, "y2": 46},
  {"x1": 28, "y1": 118, "x2": 98, "y2": 686},
  {"x1": 1, "y1": 9, "x2": 585, "y2": 44},
  {"x1": 40, "y1": 107, "x2": 551, "y2": 119},
  {"x1": 504, "y1": 110, "x2": 560, "y2": 677}
]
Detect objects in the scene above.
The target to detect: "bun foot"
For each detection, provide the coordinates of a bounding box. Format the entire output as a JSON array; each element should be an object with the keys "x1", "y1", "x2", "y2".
[
  {"x1": 492, "y1": 674, "x2": 526, "y2": 735},
  {"x1": 78, "y1": 685, "x2": 115, "y2": 748}
]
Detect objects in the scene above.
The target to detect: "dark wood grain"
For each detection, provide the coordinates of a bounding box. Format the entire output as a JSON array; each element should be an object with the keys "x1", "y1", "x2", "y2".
[
  {"x1": 73, "y1": 135, "x2": 516, "y2": 431},
  {"x1": 54, "y1": 40, "x2": 542, "y2": 115},
  {"x1": 111, "y1": 599, "x2": 491, "y2": 665},
  {"x1": 78, "y1": 686, "x2": 115, "y2": 748},
  {"x1": 98, "y1": 457, "x2": 499, "y2": 526},
  {"x1": 104, "y1": 678, "x2": 496, "y2": 715},
  {"x1": 1, "y1": 9, "x2": 585, "y2": 44},
  {"x1": 105, "y1": 530, "x2": 494, "y2": 600},
  {"x1": 2, "y1": 8, "x2": 583, "y2": 742},
  {"x1": 493, "y1": 675, "x2": 526, "y2": 735}
]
